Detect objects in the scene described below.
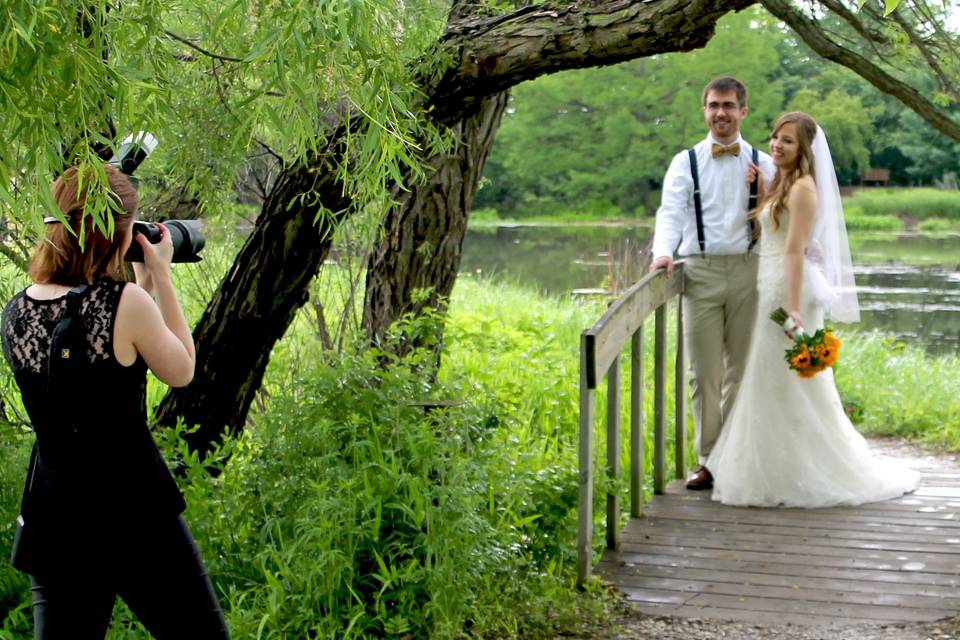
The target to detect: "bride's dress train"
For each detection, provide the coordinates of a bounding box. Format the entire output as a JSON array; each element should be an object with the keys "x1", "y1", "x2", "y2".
[{"x1": 706, "y1": 207, "x2": 919, "y2": 507}]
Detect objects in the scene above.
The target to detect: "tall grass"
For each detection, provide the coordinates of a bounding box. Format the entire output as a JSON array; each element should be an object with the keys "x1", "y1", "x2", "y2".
[
  {"x1": 834, "y1": 332, "x2": 960, "y2": 450},
  {"x1": 845, "y1": 188, "x2": 960, "y2": 219}
]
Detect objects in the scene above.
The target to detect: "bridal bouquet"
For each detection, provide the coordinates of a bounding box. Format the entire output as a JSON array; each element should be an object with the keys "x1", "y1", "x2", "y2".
[{"x1": 769, "y1": 307, "x2": 840, "y2": 378}]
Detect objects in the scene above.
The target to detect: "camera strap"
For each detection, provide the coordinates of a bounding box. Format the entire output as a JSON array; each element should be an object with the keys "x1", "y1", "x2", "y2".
[{"x1": 47, "y1": 284, "x2": 89, "y2": 397}]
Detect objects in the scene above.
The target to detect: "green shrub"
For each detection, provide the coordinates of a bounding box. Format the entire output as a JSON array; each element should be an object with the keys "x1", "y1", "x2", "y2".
[
  {"x1": 137, "y1": 307, "x2": 597, "y2": 639},
  {"x1": 835, "y1": 333, "x2": 960, "y2": 450},
  {"x1": 844, "y1": 212, "x2": 902, "y2": 231},
  {"x1": 917, "y1": 218, "x2": 958, "y2": 233},
  {"x1": 469, "y1": 207, "x2": 499, "y2": 223},
  {"x1": 844, "y1": 188, "x2": 960, "y2": 219}
]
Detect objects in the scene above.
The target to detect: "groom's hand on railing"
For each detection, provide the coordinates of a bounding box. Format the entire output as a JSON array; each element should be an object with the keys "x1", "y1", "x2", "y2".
[{"x1": 650, "y1": 255, "x2": 675, "y2": 277}]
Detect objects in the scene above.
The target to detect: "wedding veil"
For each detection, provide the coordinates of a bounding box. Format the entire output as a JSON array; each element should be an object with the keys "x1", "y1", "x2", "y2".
[{"x1": 805, "y1": 125, "x2": 861, "y2": 323}]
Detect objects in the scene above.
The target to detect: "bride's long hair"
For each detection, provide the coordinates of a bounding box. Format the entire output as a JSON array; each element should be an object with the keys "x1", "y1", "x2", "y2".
[{"x1": 756, "y1": 112, "x2": 818, "y2": 231}]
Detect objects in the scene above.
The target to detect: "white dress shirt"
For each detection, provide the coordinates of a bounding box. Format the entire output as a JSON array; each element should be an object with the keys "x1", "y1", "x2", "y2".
[{"x1": 652, "y1": 134, "x2": 775, "y2": 259}]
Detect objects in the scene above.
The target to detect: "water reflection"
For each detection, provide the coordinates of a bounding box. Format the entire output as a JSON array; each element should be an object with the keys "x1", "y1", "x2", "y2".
[
  {"x1": 855, "y1": 264, "x2": 960, "y2": 355},
  {"x1": 460, "y1": 225, "x2": 960, "y2": 355}
]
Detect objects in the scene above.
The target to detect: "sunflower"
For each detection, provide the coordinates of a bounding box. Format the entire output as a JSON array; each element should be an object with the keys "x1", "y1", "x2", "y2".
[
  {"x1": 789, "y1": 344, "x2": 812, "y2": 369},
  {"x1": 814, "y1": 332, "x2": 840, "y2": 366}
]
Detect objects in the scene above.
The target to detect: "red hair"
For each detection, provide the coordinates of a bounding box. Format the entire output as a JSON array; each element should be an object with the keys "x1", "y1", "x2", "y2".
[{"x1": 28, "y1": 164, "x2": 138, "y2": 286}]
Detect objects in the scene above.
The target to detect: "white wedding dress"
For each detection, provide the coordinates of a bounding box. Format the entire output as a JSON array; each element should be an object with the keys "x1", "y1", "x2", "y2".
[{"x1": 706, "y1": 206, "x2": 919, "y2": 507}]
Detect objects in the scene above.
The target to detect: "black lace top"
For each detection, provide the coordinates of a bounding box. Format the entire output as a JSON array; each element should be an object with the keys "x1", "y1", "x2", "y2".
[{"x1": 1, "y1": 279, "x2": 185, "y2": 573}]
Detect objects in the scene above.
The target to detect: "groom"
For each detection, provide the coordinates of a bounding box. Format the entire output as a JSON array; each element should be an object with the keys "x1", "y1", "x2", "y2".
[{"x1": 649, "y1": 76, "x2": 774, "y2": 490}]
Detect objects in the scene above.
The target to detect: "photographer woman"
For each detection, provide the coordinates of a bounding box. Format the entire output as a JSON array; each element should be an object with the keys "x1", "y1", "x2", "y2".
[{"x1": 1, "y1": 164, "x2": 229, "y2": 639}]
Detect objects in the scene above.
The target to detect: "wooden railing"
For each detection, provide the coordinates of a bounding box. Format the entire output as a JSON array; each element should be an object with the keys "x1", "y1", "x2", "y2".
[{"x1": 577, "y1": 263, "x2": 688, "y2": 586}]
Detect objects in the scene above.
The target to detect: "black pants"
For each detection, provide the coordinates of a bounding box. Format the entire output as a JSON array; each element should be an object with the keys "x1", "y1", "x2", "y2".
[{"x1": 29, "y1": 516, "x2": 229, "y2": 639}]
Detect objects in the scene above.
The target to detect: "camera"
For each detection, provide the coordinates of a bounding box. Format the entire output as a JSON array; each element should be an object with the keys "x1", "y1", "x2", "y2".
[
  {"x1": 111, "y1": 132, "x2": 206, "y2": 264},
  {"x1": 124, "y1": 220, "x2": 205, "y2": 263}
]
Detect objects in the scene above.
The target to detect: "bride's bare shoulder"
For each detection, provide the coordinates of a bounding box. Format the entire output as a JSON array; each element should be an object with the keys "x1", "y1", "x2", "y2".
[
  {"x1": 791, "y1": 175, "x2": 816, "y2": 194},
  {"x1": 787, "y1": 175, "x2": 818, "y2": 214}
]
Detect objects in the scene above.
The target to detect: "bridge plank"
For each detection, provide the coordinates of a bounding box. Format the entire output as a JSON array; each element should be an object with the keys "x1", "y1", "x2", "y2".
[
  {"x1": 617, "y1": 582, "x2": 956, "y2": 620},
  {"x1": 622, "y1": 589, "x2": 948, "y2": 623},
  {"x1": 601, "y1": 548, "x2": 960, "y2": 586},
  {"x1": 595, "y1": 562, "x2": 960, "y2": 600},
  {"x1": 620, "y1": 531, "x2": 960, "y2": 558},
  {"x1": 621, "y1": 519, "x2": 960, "y2": 554}
]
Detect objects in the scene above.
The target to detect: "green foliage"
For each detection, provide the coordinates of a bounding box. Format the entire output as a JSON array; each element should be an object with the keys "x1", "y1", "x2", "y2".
[
  {"x1": 476, "y1": 7, "x2": 783, "y2": 217},
  {"x1": 1, "y1": 0, "x2": 448, "y2": 239},
  {"x1": 478, "y1": 4, "x2": 960, "y2": 219},
  {"x1": 835, "y1": 333, "x2": 960, "y2": 450},
  {"x1": 844, "y1": 211, "x2": 903, "y2": 231},
  {"x1": 844, "y1": 188, "x2": 960, "y2": 219},
  {"x1": 788, "y1": 87, "x2": 876, "y2": 182},
  {"x1": 917, "y1": 217, "x2": 959, "y2": 233}
]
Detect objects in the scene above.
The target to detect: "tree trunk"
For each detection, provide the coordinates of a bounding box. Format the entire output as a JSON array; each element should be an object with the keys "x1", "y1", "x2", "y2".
[
  {"x1": 362, "y1": 0, "x2": 758, "y2": 353},
  {"x1": 362, "y1": 91, "x2": 509, "y2": 352},
  {"x1": 153, "y1": 0, "x2": 759, "y2": 447},
  {"x1": 154, "y1": 142, "x2": 352, "y2": 449}
]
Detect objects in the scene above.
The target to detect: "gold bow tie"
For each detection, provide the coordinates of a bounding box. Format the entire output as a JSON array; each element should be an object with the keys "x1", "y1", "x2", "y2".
[{"x1": 712, "y1": 142, "x2": 740, "y2": 158}]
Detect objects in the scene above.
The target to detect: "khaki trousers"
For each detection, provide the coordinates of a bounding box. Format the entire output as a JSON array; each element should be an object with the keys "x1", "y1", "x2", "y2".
[{"x1": 681, "y1": 254, "x2": 759, "y2": 465}]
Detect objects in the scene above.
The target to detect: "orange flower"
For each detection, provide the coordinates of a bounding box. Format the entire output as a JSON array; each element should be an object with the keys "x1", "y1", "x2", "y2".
[
  {"x1": 789, "y1": 345, "x2": 811, "y2": 368},
  {"x1": 816, "y1": 334, "x2": 840, "y2": 366}
]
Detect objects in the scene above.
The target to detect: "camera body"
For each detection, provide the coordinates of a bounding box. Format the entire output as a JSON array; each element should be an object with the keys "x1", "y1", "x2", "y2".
[{"x1": 112, "y1": 132, "x2": 206, "y2": 263}]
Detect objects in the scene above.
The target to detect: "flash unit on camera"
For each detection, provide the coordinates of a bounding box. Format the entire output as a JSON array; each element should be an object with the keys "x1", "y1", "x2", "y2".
[{"x1": 110, "y1": 132, "x2": 158, "y2": 176}]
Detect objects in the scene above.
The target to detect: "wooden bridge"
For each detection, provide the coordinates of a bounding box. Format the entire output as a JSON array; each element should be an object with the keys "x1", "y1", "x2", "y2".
[{"x1": 578, "y1": 264, "x2": 960, "y2": 627}]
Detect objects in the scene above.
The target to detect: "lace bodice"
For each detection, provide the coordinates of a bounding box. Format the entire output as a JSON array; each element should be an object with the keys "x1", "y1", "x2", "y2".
[
  {"x1": 757, "y1": 205, "x2": 788, "y2": 257},
  {"x1": 2, "y1": 279, "x2": 126, "y2": 374},
  {"x1": 1, "y1": 277, "x2": 186, "y2": 571}
]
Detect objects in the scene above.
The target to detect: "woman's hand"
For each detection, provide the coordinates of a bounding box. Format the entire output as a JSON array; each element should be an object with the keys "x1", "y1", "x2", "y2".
[
  {"x1": 134, "y1": 223, "x2": 174, "y2": 280},
  {"x1": 785, "y1": 309, "x2": 805, "y2": 339},
  {"x1": 747, "y1": 161, "x2": 766, "y2": 201}
]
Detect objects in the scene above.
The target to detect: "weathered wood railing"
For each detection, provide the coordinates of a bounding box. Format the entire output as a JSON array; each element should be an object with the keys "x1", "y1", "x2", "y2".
[{"x1": 577, "y1": 263, "x2": 687, "y2": 586}]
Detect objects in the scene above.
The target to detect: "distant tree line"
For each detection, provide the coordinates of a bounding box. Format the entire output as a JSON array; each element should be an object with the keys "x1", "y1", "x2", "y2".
[{"x1": 476, "y1": 6, "x2": 960, "y2": 218}]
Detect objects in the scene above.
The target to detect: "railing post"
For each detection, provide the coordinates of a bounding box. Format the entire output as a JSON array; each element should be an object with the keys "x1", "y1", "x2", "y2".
[
  {"x1": 576, "y1": 266, "x2": 684, "y2": 582},
  {"x1": 577, "y1": 334, "x2": 594, "y2": 586},
  {"x1": 606, "y1": 355, "x2": 621, "y2": 550},
  {"x1": 653, "y1": 305, "x2": 667, "y2": 495},
  {"x1": 674, "y1": 296, "x2": 687, "y2": 480},
  {"x1": 630, "y1": 327, "x2": 643, "y2": 517}
]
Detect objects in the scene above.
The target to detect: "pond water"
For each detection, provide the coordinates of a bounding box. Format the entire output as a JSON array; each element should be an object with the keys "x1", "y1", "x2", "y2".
[{"x1": 459, "y1": 224, "x2": 960, "y2": 355}]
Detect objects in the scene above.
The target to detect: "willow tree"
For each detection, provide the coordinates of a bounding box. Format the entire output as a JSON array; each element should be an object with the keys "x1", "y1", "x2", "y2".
[{"x1": 0, "y1": 0, "x2": 448, "y2": 442}]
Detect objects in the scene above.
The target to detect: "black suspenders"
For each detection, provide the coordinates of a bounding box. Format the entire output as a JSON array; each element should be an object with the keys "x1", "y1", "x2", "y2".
[
  {"x1": 687, "y1": 148, "x2": 706, "y2": 257},
  {"x1": 748, "y1": 146, "x2": 759, "y2": 251},
  {"x1": 687, "y1": 144, "x2": 759, "y2": 257}
]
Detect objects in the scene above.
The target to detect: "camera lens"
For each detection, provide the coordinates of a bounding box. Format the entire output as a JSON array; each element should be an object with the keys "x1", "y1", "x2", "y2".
[{"x1": 123, "y1": 220, "x2": 205, "y2": 263}]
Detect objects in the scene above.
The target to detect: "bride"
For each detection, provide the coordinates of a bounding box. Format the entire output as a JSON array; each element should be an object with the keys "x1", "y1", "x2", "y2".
[{"x1": 705, "y1": 112, "x2": 919, "y2": 507}]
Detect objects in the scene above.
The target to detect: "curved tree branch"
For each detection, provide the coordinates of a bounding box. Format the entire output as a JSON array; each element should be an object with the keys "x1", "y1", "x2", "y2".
[
  {"x1": 164, "y1": 30, "x2": 245, "y2": 63},
  {"x1": 892, "y1": 11, "x2": 960, "y2": 103},
  {"x1": 910, "y1": 0, "x2": 960, "y2": 63},
  {"x1": 760, "y1": 0, "x2": 960, "y2": 142},
  {"x1": 819, "y1": 0, "x2": 890, "y2": 45},
  {"x1": 423, "y1": 0, "x2": 756, "y2": 124}
]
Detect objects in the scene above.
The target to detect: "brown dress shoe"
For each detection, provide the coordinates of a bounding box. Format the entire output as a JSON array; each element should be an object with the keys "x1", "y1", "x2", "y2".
[{"x1": 685, "y1": 466, "x2": 714, "y2": 490}]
